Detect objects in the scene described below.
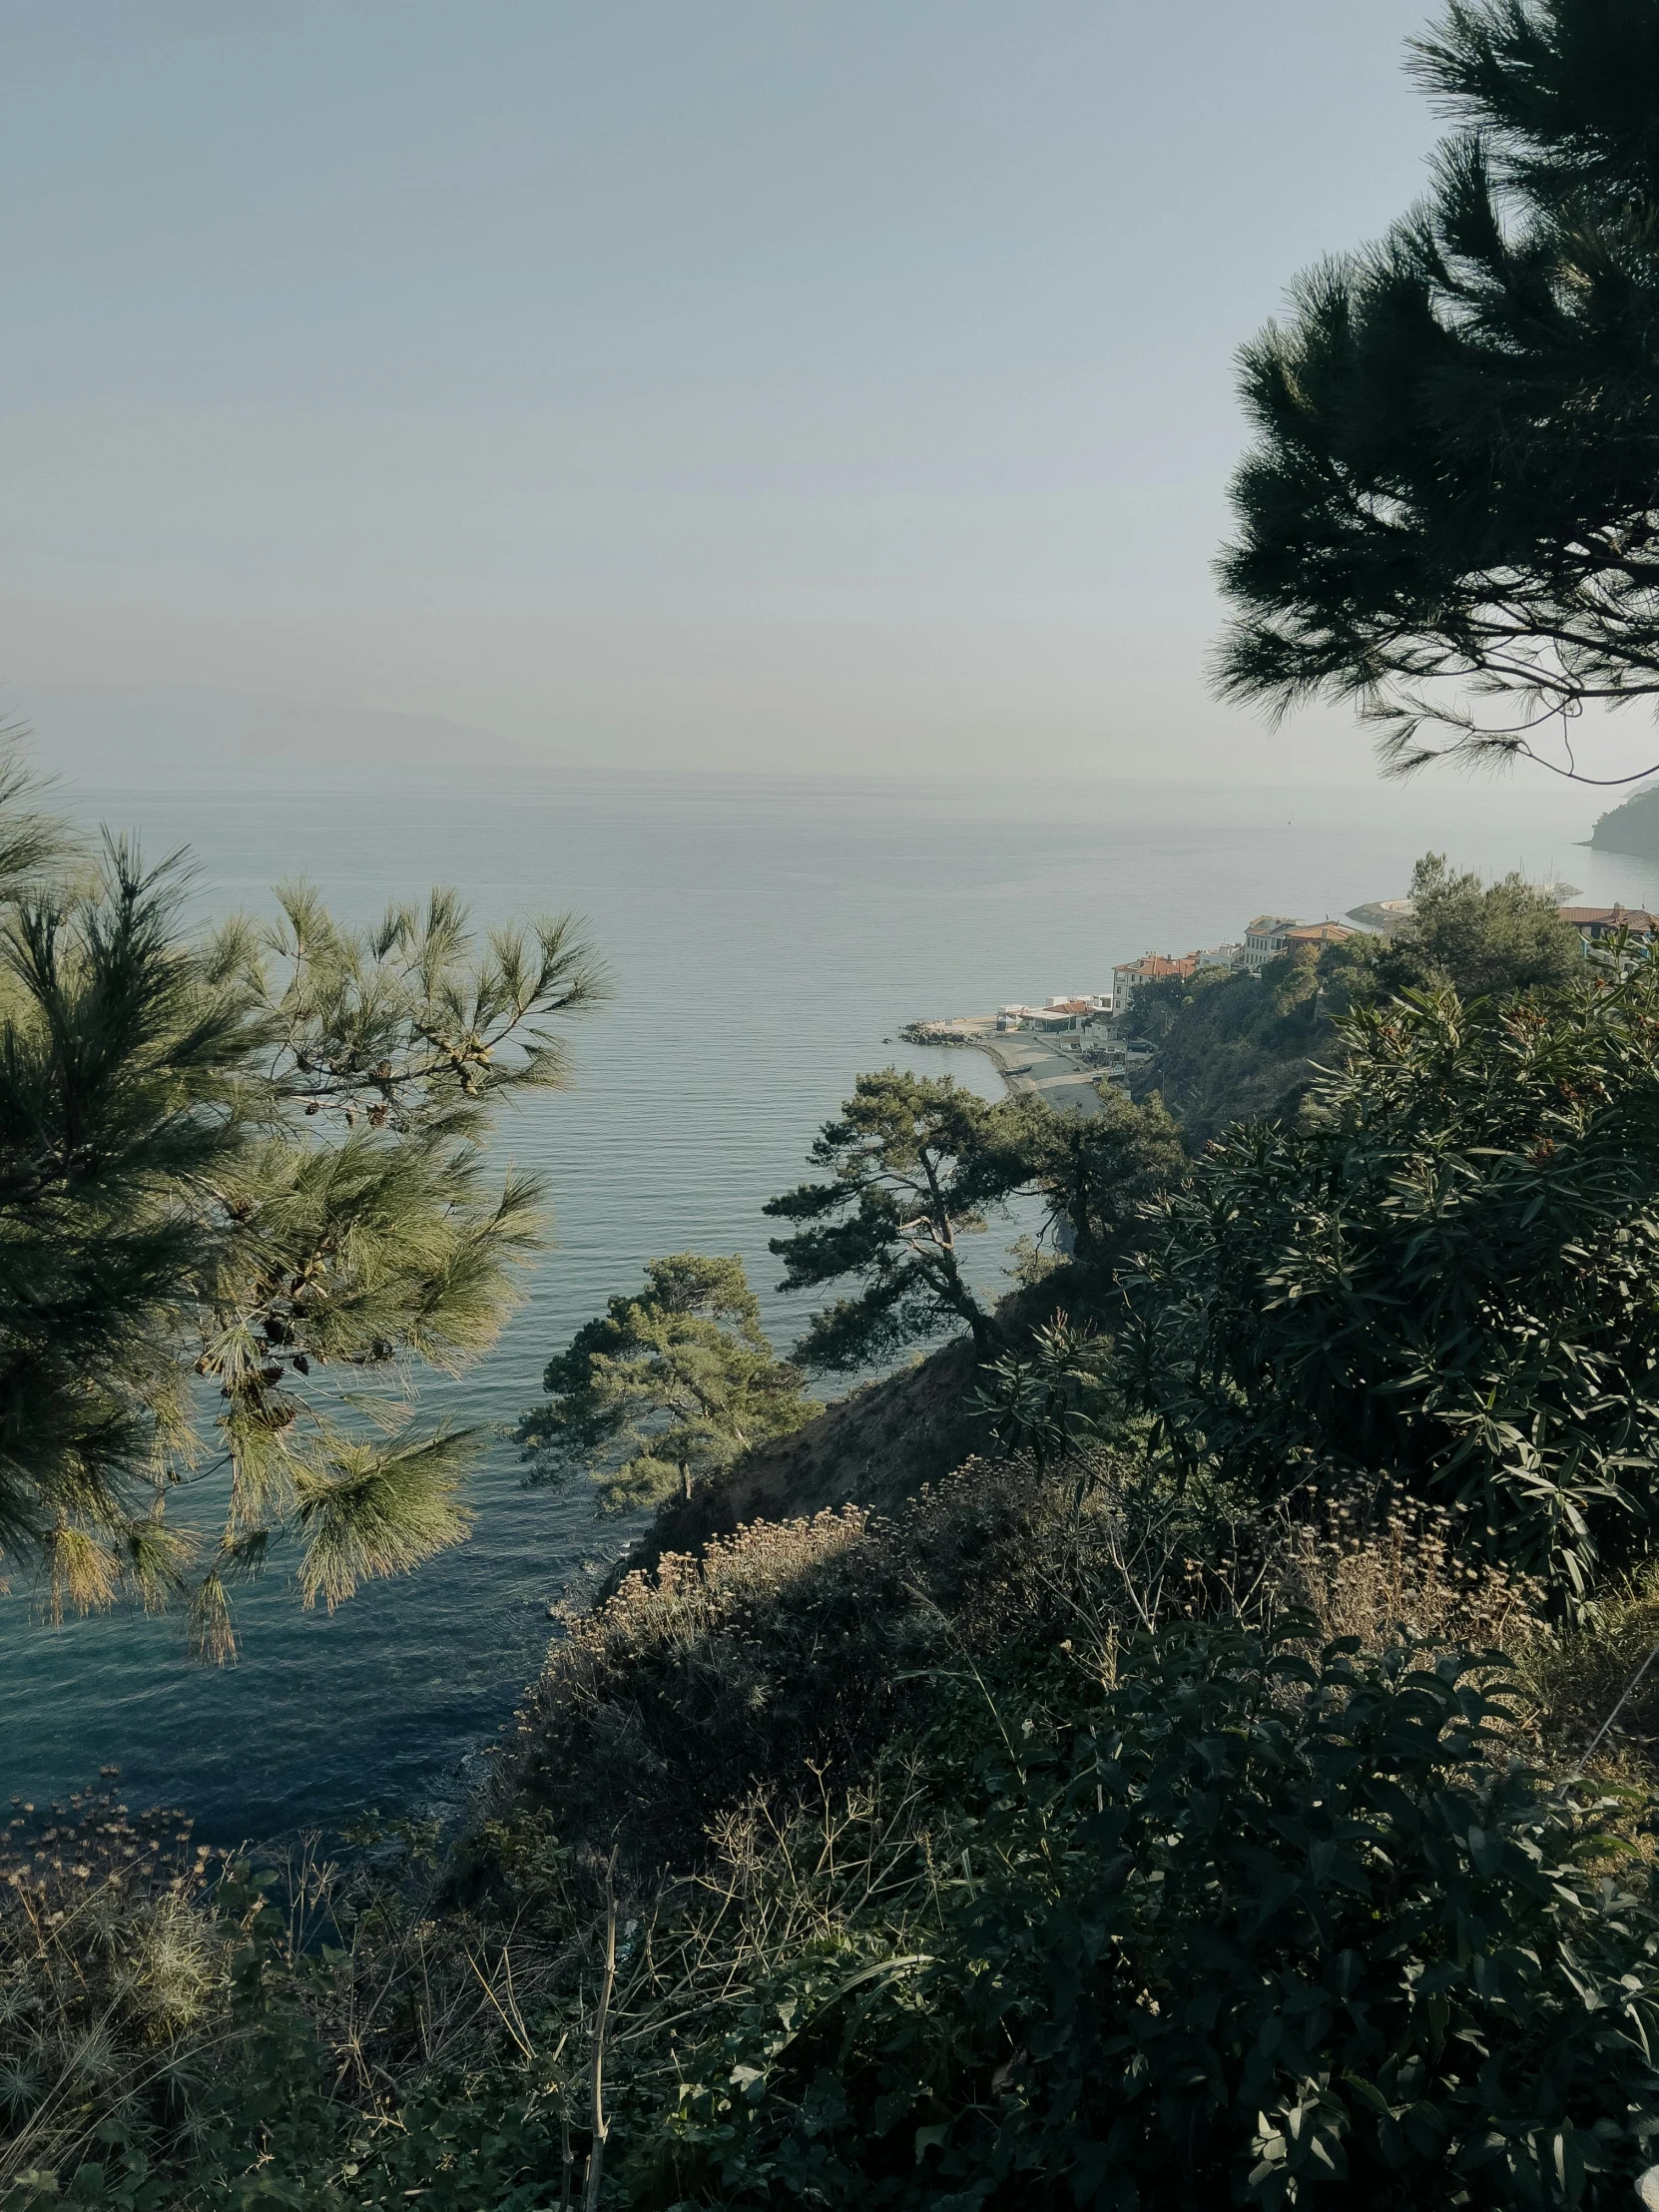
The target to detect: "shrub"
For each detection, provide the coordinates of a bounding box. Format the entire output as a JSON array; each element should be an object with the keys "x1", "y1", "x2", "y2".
[
  {"x1": 0, "y1": 1781, "x2": 225, "y2": 2200},
  {"x1": 1528, "y1": 1571, "x2": 1659, "y2": 1785},
  {"x1": 644, "y1": 1621, "x2": 1659, "y2": 2209},
  {"x1": 1274, "y1": 1488, "x2": 1545, "y2": 1658},
  {"x1": 1129, "y1": 969, "x2": 1659, "y2": 1607},
  {"x1": 499, "y1": 1460, "x2": 1127, "y2": 1883}
]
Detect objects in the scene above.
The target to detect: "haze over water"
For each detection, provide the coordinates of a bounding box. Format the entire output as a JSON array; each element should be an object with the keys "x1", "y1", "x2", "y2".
[{"x1": 1, "y1": 766, "x2": 1647, "y2": 1839}]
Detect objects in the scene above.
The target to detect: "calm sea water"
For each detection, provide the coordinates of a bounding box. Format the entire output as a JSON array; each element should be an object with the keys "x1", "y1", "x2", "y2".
[{"x1": 3, "y1": 767, "x2": 1652, "y2": 1839}]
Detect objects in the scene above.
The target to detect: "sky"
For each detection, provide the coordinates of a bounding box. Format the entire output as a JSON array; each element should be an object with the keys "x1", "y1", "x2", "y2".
[{"x1": 6, "y1": 0, "x2": 1640, "y2": 790}]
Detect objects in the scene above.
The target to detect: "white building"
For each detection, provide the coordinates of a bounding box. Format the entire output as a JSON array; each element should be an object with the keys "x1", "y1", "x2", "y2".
[
  {"x1": 1239, "y1": 915, "x2": 1302, "y2": 972},
  {"x1": 1112, "y1": 953, "x2": 1199, "y2": 1013},
  {"x1": 997, "y1": 994, "x2": 1112, "y2": 1034}
]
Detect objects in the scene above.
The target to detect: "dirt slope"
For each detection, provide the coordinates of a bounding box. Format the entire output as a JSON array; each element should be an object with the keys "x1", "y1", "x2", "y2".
[{"x1": 629, "y1": 1332, "x2": 987, "y2": 1568}]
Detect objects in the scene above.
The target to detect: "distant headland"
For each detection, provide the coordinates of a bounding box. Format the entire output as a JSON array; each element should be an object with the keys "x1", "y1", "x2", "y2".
[{"x1": 1590, "y1": 783, "x2": 1659, "y2": 858}]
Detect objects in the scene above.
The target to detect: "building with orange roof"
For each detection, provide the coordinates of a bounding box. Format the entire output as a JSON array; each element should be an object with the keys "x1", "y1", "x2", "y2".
[
  {"x1": 1282, "y1": 921, "x2": 1356, "y2": 953},
  {"x1": 1112, "y1": 952, "x2": 1199, "y2": 1014},
  {"x1": 1241, "y1": 915, "x2": 1301, "y2": 971},
  {"x1": 1558, "y1": 903, "x2": 1659, "y2": 948}
]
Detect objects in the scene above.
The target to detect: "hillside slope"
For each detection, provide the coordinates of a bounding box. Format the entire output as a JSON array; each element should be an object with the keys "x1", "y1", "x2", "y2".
[{"x1": 630, "y1": 1330, "x2": 986, "y2": 1566}]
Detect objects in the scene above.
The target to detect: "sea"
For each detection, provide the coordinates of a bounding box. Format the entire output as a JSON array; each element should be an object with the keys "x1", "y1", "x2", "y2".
[{"x1": 3, "y1": 766, "x2": 1654, "y2": 1841}]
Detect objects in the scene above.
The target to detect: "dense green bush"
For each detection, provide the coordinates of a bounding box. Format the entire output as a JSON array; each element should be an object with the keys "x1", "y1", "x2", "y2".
[
  {"x1": 642, "y1": 1622, "x2": 1659, "y2": 2210},
  {"x1": 1129, "y1": 965, "x2": 1659, "y2": 1606}
]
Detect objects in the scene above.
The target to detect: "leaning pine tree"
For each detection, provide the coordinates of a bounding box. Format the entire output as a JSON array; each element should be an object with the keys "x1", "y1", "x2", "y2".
[
  {"x1": 764, "y1": 1069, "x2": 1030, "y2": 1371},
  {"x1": 0, "y1": 755, "x2": 603, "y2": 1657},
  {"x1": 1218, "y1": 0, "x2": 1659, "y2": 783}
]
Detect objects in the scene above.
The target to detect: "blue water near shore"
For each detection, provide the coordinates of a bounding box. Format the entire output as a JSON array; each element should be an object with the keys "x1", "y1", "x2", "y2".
[{"x1": 3, "y1": 766, "x2": 1654, "y2": 1840}]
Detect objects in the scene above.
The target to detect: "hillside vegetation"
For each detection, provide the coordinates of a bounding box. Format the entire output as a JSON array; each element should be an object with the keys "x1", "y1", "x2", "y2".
[
  {"x1": 1128, "y1": 856, "x2": 1583, "y2": 1145},
  {"x1": 12, "y1": 904, "x2": 1659, "y2": 2207},
  {"x1": 1591, "y1": 785, "x2": 1659, "y2": 858}
]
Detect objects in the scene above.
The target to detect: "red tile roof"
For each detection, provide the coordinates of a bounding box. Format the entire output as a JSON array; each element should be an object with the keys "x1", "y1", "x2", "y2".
[
  {"x1": 1559, "y1": 904, "x2": 1659, "y2": 930},
  {"x1": 1283, "y1": 922, "x2": 1355, "y2": 945},
  {"x1": 1114, "y1": 953, "x2": 1200, "y2": 980}
]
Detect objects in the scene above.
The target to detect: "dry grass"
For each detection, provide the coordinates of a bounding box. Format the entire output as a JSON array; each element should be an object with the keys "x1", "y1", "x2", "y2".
[
  {"x1": 0, "y1": 1778, "x2": 228, "y2": 2197},
  {"x1": 498, "y1": 1455, "x2": 1169, "y2": 1892},
  {"x1": 1274, "y1": 1490, "x2": 1546, "y2": 1656},
  {"x1": 1526, "y1": 1577, "x2": 1659, "y2": 1785},
  {"x1": 494, "y1": 1441, "x2": 1301, "y2": 1907}
]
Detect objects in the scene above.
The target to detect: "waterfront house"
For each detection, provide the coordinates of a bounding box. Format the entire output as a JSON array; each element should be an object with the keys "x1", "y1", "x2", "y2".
[
  {"x1": 1112, "y1": 952, "x2": 1199, "y2": 1014},
  {"x1": 1558, "y1": 903, "x2": 1659, "y2": 953},
  {"x1": 1240, "y1": 915, "x2": 1302, "y2": 971},
  {"x1": 1282, "y1": 921, "x2": 1355, "y2": 954},
  {"x1": 998, "y1": 994, "x2": 1112, "y2": 1034},
  {"x1": 1043, "y1": 994, "x2": 1112, "y2": 1028}
]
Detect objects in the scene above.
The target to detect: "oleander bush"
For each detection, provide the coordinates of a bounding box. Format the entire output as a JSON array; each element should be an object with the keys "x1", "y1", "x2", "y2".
[
  {"x1": 633, "y1": 1622, "x2": 1659, "y2": 2211},
  {"x1": 1129, "y1": 966, "x2": 1659, "y2": 1609}
]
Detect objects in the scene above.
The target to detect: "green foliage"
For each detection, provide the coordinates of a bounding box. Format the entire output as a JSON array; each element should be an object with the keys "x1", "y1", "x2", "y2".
[
  {"x1": 647, "y1": 1622, "x2": 1659, "y2": 2209},
  {"x1": 1589, "y1": 782, "x2": 1659, "y2": 857},
  {"x1": 1011, "y1": 1087, "x2": 1187, "y2": 1271},
  {"x1": 970, "y1": 1310, "x2": 1123, "y2": 1472},
  {"x1": 1129, "y1": 964, "x2": 1659, "y2": 1606},
  {"x1": 7, "y1": 1469, "x2": 1632, "y2": 2211},
  {"x1": 1126, "y1": 954, "x2": 1341, "y2": 1145},
  {"x1": 504, "y1": 1460, "x2": 1104, "y2": 1882},
  {"x1": 1129, "y1": 855, "x2": 1587, "y2": 1145},
  {"x1": 0, "y1": 770, "x2": 603, "y2": 1654},
  {"x1": 516, "y1": 1253, "x2": 818, "y2": 1512},
  {"x1": 1217, "y1": 0, "x2": 1659, "y2": 778},
  {"x1": 1359, "y1": 855, "x2": 1584, "y2": 1003},
  {"x1": 765, "y1": 1070, "x2": 1029, "y2": 1372}
]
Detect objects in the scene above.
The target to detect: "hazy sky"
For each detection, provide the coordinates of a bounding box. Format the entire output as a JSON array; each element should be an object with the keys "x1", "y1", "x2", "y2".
[{"x1": 6, "y1": 0, "x2": 1611, "y2": 787}]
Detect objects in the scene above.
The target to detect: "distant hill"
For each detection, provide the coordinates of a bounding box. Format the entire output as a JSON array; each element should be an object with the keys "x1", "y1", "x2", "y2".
[
  {"x1": 5, "y1": 683, "x2": 531, "y2": 794},
  {"x1": 1590, "y1": 782, "x2": 1659, "y2": 856}
]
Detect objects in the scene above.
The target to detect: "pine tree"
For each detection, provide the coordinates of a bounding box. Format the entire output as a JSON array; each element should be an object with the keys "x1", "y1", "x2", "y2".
[
  {"x1": 517, "y1": 1253, "x2": 818, "y2": 1511},
  {"x1": 0, "y1": 757, "x2": 603, "y2": 1656},
  {"x1": 1014, "y1": 1087, "x2": 1187, "y2": 1273},
  {"x1": 765, "y1": 1069, "x2": 1030, "y2": 1371},
  {"x1": 1218, "y1": 0, "x2": 1659, "y2": 781},
  {"x1": 1355, "y1": 853, "x2": 1585, "y2": 998}
]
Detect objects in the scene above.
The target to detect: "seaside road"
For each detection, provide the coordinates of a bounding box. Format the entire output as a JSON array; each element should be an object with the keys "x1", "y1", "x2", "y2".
[{"x1": 972, "y1": 1036, "x2": 1104, "y2": 1118}]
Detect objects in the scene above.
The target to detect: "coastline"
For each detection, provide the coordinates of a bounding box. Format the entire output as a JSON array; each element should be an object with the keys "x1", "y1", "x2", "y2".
[{"x1": 901, "y1": 1019, "x2": 1105, "y2": 1116}]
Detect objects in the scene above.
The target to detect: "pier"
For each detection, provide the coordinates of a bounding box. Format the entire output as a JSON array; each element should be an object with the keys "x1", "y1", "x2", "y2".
[{"x1": 901, "y1": 1014, "x2": 1112, "y2": 1117}]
